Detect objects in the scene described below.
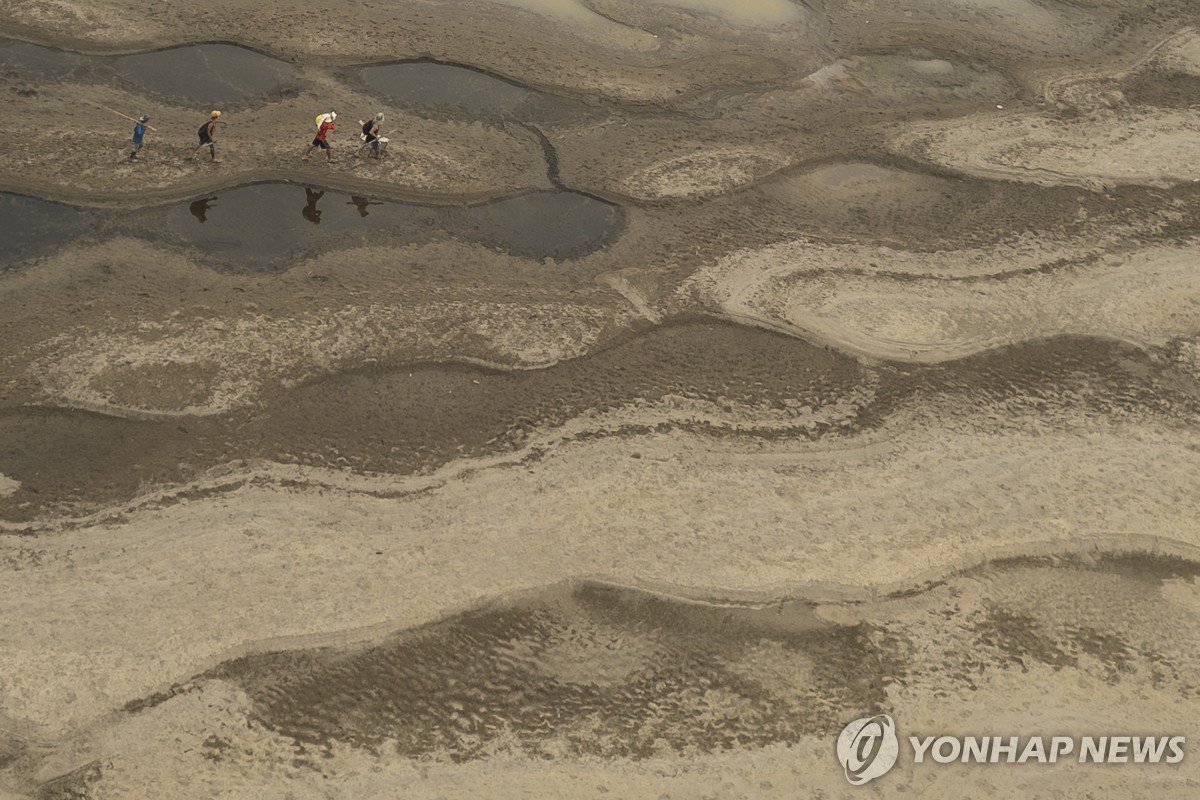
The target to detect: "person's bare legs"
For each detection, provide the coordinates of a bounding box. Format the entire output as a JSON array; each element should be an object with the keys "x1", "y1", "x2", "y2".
[{"x1": 192, "y1": 143, "x2": 219, "y2": 162}]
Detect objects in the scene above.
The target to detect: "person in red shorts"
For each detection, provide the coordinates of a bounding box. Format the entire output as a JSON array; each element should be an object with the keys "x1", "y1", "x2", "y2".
[{"x1": 302, "y1": 111, "x2": 337, "y2": 163}]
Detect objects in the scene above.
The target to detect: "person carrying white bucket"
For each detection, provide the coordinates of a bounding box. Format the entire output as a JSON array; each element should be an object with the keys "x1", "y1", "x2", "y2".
[{"x1": 302, "y1": 111, "x2": 338, "y2": 162}]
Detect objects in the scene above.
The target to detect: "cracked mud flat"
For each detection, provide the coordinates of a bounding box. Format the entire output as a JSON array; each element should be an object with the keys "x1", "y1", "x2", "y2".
[{"x1": 3, "y1": 0, "x2": 1200, "y2": 798}]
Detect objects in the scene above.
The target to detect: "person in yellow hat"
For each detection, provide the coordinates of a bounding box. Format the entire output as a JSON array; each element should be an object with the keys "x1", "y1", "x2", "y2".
[{"x1": 192, "y1": 110, "x2": 224, "y2": 162}]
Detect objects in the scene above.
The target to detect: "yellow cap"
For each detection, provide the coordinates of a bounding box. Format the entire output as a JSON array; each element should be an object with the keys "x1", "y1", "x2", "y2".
[{"x1": 211, "y1": 110, "x2": 221, "y2": 117}]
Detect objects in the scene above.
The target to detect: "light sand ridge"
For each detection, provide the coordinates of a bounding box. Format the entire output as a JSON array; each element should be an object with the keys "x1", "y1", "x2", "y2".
[
  {"x1": 1, "y1": 415, "x2": 1198, "y2": 736},
  {"x1": 681, "y1": 236, "x2": 1200, "y2": 361}
]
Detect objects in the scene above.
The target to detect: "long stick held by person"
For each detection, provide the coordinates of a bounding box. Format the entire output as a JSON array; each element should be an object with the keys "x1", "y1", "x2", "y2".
[{"x1": 129, "y1": 114, "x2": 150, "y2": 162}]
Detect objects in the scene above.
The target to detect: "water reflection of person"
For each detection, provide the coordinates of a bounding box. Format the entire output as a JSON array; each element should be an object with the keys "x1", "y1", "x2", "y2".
[
  {"x1": 302, "y1": 188, "x2": 324, "y2": 225},
  {"x1": 347, "y1": 195, "x2": 382, "y2": 218},
  {"x1": 189, "y1": 197, "x2": 217, "y2": 223}
]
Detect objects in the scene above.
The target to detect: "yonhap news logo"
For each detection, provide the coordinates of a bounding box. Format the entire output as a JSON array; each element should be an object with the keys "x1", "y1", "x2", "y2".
[
  {"x1": 837, "y1": 715, "x2": 900, "y2": 785},
  {"x1": 837, "y1": 715, "x2": 1186, "y2": 785}
]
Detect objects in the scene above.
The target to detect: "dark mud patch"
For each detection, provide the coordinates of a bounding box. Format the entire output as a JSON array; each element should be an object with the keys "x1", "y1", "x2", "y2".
[
  {"x1": 972, "y1": 551, "x2": 1200, "y2": 586},
  {"x1": 2, "y1": 330, "x2": 1197, "y2": 520},
  {"x1": 230, "y1": 320, "x2": 867, "y2": 471},
  {"x1": 1121, "y1": 68, "x2": 1200, "y2": 109},
  {"x1": 973, "y1": 607, "x2": 1079, "y2": 670},
  {"x1": 0, "y1": 193, "x2": 91, "y2": 269},
  {"x1": 752, "y1": 157, "x2": 1135, "y2": 251},
  {"x1": 915, "y1": 552, "x2": 1200, "y2": 693},
  {"x1": 968, "y1": 603, "x2": 1167, "y2": 684},
  {"x1": 33, "y1": 759, "x2": 102, "y2": 800},
  {"x1": 0, "y1": 408, "x2": 188, "y2": 515},
  {"x1": 153, "y1": 554, "x2": 1200, "y2": 762},
  {"x1": 204, "y1": 581, "x2": 899, "y2": 759},
  {"x1": 866, "y1": 335, "x2": 1200, "y2": 428},
  {"x1": 0, "y1": 321, "x2": 866, "y2": 518}
]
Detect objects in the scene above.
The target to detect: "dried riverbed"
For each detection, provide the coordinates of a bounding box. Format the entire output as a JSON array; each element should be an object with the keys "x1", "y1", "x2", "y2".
[{"x1": 2, "y1": 1, "x2": 1200, "y2": 798}]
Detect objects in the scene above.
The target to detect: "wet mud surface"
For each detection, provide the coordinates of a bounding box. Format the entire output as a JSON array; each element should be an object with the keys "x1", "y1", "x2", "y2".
[
  {"x1": 0, "y1": 321, "x2": 865, "y2": 518},
  {"x1": 198, "y1": 553, "x2": 1198, "y2": 760},
  {"x1": 205, "y1": 582, "x2": 888, "y2": 760},
  {"x1": 36, "y1": 552, "x2": 1190, "y2": 799},
  {"x1": 2, "y1": 324, "x2": 1196, "y2": 521}
]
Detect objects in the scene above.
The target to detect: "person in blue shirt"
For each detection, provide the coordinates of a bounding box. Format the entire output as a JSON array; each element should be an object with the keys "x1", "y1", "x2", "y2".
[{"x1": 130, "y1": 114, "x2": 149, "y2": 161}]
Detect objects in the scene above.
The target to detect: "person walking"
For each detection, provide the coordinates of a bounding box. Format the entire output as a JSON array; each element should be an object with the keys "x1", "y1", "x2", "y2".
[
  {"x1": 129, "y1": 115, "x2": 150, "y2": 161},
  {"x1": 356, "y1": 113, "x2": 386, "y2": 159},
  {"x1": 302, "y1": 112, "x2": 337, "y2": 162},
  {"x1": 192, "y1": 110, "x2": 223, "y2": 162}
]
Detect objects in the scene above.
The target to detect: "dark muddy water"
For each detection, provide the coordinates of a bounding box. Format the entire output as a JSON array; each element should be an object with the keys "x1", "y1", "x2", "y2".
[
  {"x1": 163, "y1": 183, "x2": 622, "y2": 266},
  {"x1": 0, "y1": 183, "x2": 623, "y2": 270},
  {"x1": 0, "y1": 40, "x2": 296, "y2": 106},
  {"x1": 0, "y1": 40, "x2": 86, "y2": 78},
  {"x1": 0, "y1": 193, "x2": 90, "y2": 267},
  {"x1": 361, "y1": 61, "x2": 534, "y2": 118},
  {"x1": 115, "y1": 44, "x2": 296, "y2": 106}
]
